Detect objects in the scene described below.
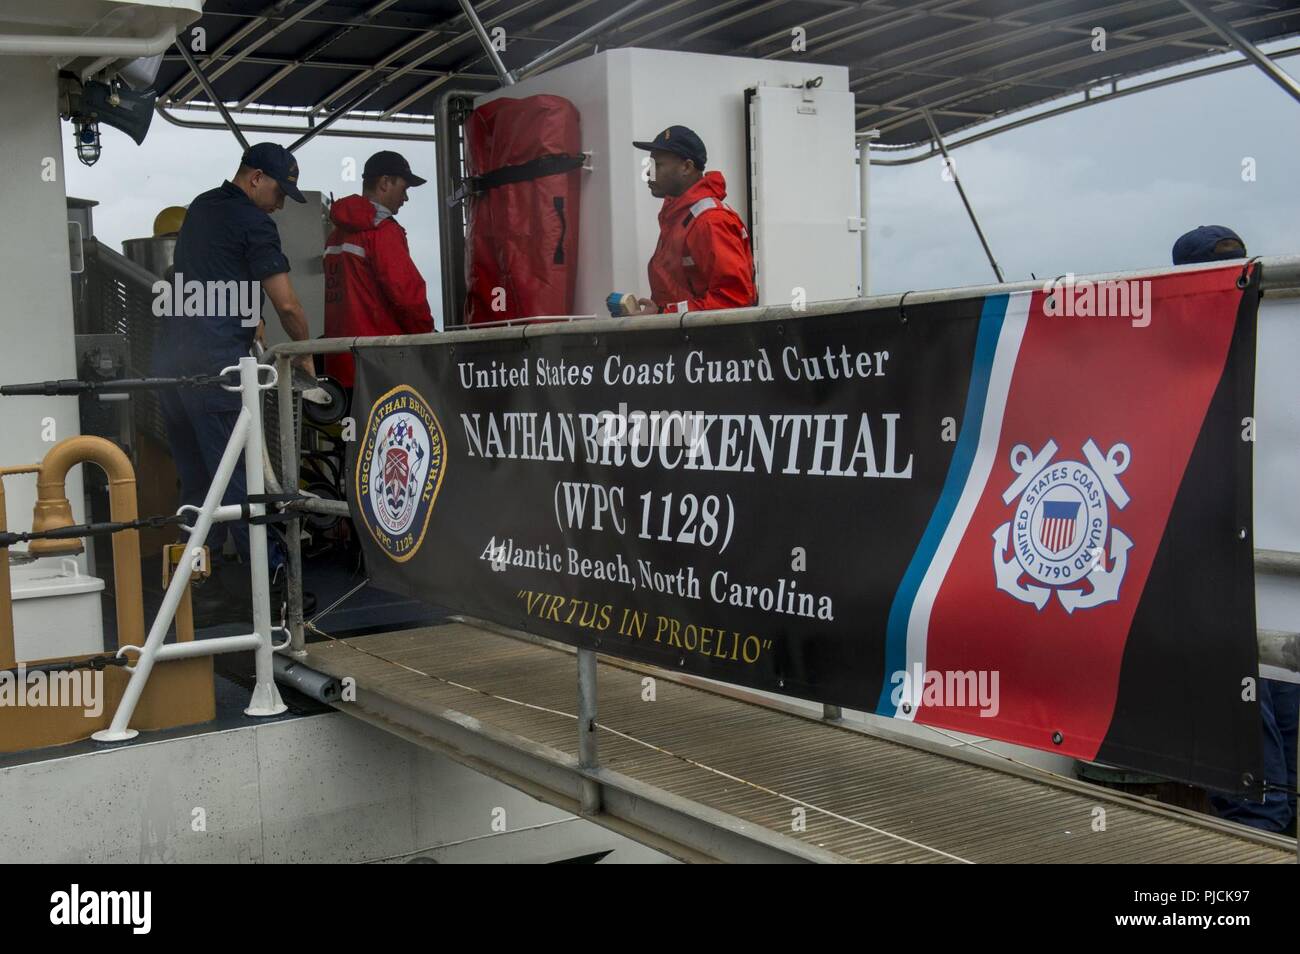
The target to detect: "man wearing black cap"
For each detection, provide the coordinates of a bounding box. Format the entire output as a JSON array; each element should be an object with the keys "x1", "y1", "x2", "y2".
[
  {"x1": 631, "y1": 126, "x2": 756, "y2": 315},
  {"x1": 153, "y1": 142, "x2": 314, "y2": 618},
  {"x1": 323, "y1": 150, "x2": 434, "y2": 388}
]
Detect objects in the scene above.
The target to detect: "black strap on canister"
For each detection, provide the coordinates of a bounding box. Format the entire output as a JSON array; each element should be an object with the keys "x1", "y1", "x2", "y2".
[{"x1": 447, "y1": 153, "x2": 585, "y2": 206}]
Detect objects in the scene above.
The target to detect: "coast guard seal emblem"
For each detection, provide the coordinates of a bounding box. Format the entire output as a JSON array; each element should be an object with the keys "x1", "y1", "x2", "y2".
[
  {"x1": 355, "y1": 384, "x2": 446, "y2": 562},
  {"x1": 992, "y1": 438, "x2": 1132, "y2": 613}
]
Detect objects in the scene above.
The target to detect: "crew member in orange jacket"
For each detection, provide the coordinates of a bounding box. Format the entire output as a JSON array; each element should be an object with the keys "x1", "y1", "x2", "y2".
[
  {"x1": 324, "y1": 151, "x2": 434, "y2": 386},
  {"x1": 632, "y1": 126, "x2": 756, "y2": 315}
]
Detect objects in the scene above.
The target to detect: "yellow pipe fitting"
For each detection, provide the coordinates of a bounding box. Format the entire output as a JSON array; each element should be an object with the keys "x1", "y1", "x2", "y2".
[
  {"x1": 30, "y1": 436, "x2": 145, "y2": 649},
  {"x1": 0, "y1": 478, "x2": 14, "y2": 670},
  {"x1": 29, "y1": 497, "x2": 80, "y2": 556}
]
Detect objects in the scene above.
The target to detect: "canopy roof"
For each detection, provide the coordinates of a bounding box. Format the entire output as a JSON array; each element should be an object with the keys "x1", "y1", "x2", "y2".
[{"x1": 154, "y1": 0, "x2": 1300, "y2": 148}]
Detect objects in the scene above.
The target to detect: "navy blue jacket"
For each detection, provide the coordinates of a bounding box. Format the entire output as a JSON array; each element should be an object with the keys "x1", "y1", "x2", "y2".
[{"x1": 153, "y1": 181, "x2": 291, "y2": 405}]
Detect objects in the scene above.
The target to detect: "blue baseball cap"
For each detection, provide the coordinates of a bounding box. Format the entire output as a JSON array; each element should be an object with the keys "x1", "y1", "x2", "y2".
[
  {"x1": 634, "y1": 125, "x2": 707, "y2": 169},
  {"x1": 1172, "y1": 225, "x2": 1245, "y2": 265},
  {"x1": 241, "y1": 142, "x2": 306, "y2": 203}
]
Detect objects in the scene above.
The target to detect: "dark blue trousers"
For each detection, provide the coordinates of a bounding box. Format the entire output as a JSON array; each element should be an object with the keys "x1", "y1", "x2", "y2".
[
  {"x1": 159, "y1": 386, "x2": 285, "y2": 573},
  {"x1": 1212, "y1": 679, "x2": 1299, "y2": 832}
]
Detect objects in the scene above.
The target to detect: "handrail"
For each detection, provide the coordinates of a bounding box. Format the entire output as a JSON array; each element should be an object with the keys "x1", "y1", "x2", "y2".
[
  {"x1": 1259, "y1": 629, "x2": 1300, "y2": 675},
  {"x1": 1256, "y1": 548, "x2": 1300, "y2": 577},
  {"x1": 268, "y1": 255, "x2": 1300, "y2": 357}
]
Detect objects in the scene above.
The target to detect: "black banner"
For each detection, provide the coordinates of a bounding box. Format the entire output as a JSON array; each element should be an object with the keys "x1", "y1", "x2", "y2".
[{"x1": 347, "y1": 266, "x2": 1262, "y2": 794}]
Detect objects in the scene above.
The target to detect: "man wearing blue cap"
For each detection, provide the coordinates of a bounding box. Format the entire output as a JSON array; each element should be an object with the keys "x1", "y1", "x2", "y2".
[
  {"x1": 631, "y1": 125, "x2": 756, "y2": 315},
  {"x1": 1172, "y1": 225, "x2": 1247, "y2": 265},
  {"x1": 154, "y1": 142, "x2": 315, "y2": 620},
  {"x1": 1172, "y1": 224, "x2": 1297, "y2": 836}
]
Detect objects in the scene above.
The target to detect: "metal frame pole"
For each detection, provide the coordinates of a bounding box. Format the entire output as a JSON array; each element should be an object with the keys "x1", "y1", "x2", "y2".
[
  {"x1": 93, "y1": 407, "x2": 252, "y2": 741},
  {"x1": 921, "y1": 108, "x2": 1004, "y2": 284},
  {"x1": 240, "y1": 357, "x2": 287, "y2": 717},
  {"x1": 276, "y1": 357, "x2": 306, "y2": 657},
  {"x1": 1179, "y1": 0, "x2": 1300, "y2": 106},
  {"x1": 457, "y1": 0, "x2": 515, "y2": 86},
  {"x1": 512, "y1": 0, "x2": 657, "y2": 81},
  {"x1": 93, "y1": 359, "x2": 287, "y2": 741},
  {"x1": 858, "y1": 137, "x2": 870, "y2": 296},
  {"x1": 172, "y1": 39, "x2": 250, "y2": 152},
  {"x1": 576, "y1": 648, "x2": 601, "y2": 814},
  {"x1": 435, "y1": 88, "x2": 479, "y2": 327},
  {"x1": 856, "y1": 129, "x2": 879, "y2": 296},
  {"x1": 286, "y1": 80, "x2": 397, "y2": 152},
  {"x1": 155, "y1": 103, "x2": 437, "y2": 142}
]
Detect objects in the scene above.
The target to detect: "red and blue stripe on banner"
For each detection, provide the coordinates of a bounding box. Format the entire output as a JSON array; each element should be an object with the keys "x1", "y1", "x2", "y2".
[{"x1": 877, "y1": 267, "x2": 1248, "y2": 766}]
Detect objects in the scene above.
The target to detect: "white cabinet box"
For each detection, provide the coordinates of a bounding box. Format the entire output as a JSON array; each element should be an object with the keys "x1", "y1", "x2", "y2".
[{"x1": 9, "y1": 558, "x2": 105, "y2": 662}]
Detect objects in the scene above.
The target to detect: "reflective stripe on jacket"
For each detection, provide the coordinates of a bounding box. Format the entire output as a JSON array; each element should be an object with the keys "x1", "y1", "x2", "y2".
[
  {"x1": 647, "y1": 171, "x2": 756, "y2": 314},
  {"x1": 324, "y1": 194, "x2": 434, "y2": 386}
]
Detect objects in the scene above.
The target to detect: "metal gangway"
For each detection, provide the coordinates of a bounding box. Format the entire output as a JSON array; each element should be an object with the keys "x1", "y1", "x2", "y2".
[
  {"x1": 294, "y1": 620, "x2": 1295, "y2": 863},
  {"x1": 83, "y1": 261, "x2": 1300, "y2": 863}
]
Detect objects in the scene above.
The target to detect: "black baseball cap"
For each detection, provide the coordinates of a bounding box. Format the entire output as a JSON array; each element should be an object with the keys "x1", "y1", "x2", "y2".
[
  {"x1": 633, "y1": 125, "x2": 707, "y2": 169},
  {"x1": 363, "y1": 150, "x2": 427, "y2": 187},
  {"x1": 241, "y1": 142, "x2": 306, "y2": 203}
]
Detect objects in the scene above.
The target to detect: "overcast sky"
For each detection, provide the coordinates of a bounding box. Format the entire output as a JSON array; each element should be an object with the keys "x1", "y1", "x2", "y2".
[
  {"x1": 64, "y1": 46, "x2": 1300, "y2": 309},
  {"x1": 867, "y1": 50, "x2": 1300, "y2": 292}
]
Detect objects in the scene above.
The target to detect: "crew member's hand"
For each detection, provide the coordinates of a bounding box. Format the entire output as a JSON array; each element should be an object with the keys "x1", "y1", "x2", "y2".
[
  {"x1": 293, "y1": 354, "x2": 316, "y2": 379},
  {"x1": 635, "y1": 297, "x2": 659, "y2": 316}
]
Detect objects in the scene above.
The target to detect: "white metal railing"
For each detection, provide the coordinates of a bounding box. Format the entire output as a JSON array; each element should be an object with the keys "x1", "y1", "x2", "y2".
[{"x1": 92, "y1": 357, "x2": 286, "y2": 741}]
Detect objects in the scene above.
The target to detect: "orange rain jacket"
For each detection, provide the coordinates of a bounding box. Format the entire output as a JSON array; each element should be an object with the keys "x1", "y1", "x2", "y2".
[
  {"x1": 647, "y1": 171, "x2": 757, "y2": 314},
  {"x1": 323, "y1": 194, "x2": 434, "y2": 386}
]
